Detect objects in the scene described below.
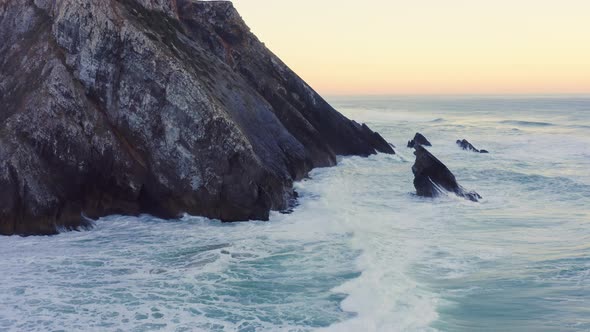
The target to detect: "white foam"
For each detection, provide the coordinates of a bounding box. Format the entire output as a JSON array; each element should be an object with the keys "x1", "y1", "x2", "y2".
[{"x1": 2, "y1": 97, "x2": 589, "y2": 331}]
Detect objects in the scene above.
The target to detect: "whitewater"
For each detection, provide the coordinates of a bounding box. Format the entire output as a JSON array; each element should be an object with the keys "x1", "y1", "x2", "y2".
[{"x1": 1, "y1": 96, "x2": 589, "y2": 331}]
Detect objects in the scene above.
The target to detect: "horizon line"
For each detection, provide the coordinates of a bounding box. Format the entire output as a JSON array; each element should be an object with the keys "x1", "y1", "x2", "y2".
[{"x1": 324, "y1": 92, "x2": 590, "y2": 98}]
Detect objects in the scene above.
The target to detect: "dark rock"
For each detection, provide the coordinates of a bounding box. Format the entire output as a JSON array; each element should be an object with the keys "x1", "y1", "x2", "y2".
[
  {"x1": 412, "y1": 145, "x2": 481, "y2": 202},
  {"x1": 407, "y1": 133, "x2": 432, "y2": 148},
  {"x1": 0, "y1": 0, "x2": 394, "y2": 236},
  {"x1": 456, "y1": 139, "x2": 489, "y2": 153}
]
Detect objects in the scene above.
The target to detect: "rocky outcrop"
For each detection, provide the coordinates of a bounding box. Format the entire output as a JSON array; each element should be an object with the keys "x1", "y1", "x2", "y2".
[
  {"x1": 456, "y1": 139, "x2": 489, "y2": 153},
  {"x1": 0, "y1": 0, "x2": 394, "y2": 235},
  {"x1": 412, "y1": 145, "x2": 481, "y2": 202},
  {"x1": 407, "y1": 133, "x2": 432, "y2": 148}
]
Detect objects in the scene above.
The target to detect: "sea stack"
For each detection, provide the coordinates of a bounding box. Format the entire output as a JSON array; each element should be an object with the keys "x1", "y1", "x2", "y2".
[
  {"x1": 407, "y1": 133, "x2": 432, "y2": 148},
  {"x1": 0, "y1": 0, "x2": 394, "y2": 235},
  {"x1": 456, "y1": 139, "x2": 489, "y2": 153},
  {"x1": 412, "y1": 145, "x2": 481, "y2": 202}
]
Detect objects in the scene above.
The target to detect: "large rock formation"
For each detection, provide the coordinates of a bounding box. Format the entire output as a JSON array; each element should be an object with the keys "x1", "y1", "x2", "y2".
[
  {"x1": 412, "y1": 145, "x2": 481, "y2": 202},
  {"x1": 0, "y1": 0, "x2": 394, "y2": 235}
]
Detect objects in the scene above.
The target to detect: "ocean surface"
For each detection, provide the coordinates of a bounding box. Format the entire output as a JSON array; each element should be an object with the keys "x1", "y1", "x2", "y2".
[{"x1": 1, "y1": 96, "x2": 589, "y2": 332}]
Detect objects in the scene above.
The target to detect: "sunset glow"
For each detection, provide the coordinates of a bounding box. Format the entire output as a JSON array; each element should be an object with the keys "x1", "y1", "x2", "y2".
[{"x1": 232, "y1": 0, "x2": 590, "y2": 95}]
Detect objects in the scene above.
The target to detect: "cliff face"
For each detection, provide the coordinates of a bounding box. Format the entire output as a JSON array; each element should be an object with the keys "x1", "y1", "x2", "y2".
[{"x1": 0, "y1": 0, "x2": 394, "y2": 236}]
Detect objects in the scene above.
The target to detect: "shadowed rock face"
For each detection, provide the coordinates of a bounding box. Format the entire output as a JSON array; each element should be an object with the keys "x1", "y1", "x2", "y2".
[
  {"x1": 412, "y1": 145, "x2": 481, "y2": 202},
  {"x1": 407, "y1": 133, "x2": 432, "y2": 148},
  {"x1": 0, "y1": 0, "x2": 394, "y2": 235},
  {"x1": 456, "y1": 139, "x2": 489, "y2": 153}
]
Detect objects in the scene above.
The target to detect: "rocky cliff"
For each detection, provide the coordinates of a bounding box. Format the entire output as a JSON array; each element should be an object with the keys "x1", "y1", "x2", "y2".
[{"x1": 0, "y1": 0, "x2": 394, "y2": 235}]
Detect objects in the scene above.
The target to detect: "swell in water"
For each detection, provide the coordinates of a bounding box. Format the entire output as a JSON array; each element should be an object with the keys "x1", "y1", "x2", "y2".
[
  {"x1": 1, "y1": 96, "x2": 589, "y2": 331},
  {"x1": 498, "y1": 120, "x2": 556, "y2": 127}
]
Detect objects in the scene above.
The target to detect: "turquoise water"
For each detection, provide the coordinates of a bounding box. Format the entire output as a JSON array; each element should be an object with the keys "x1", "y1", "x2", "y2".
[{"x1": 1, "y1": 96, "x2": 589, "y2": 331}]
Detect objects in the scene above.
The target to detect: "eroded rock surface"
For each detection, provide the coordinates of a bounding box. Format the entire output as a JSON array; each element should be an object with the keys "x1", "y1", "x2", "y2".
[
  {"x1": 412, "y1": 145, "x2": 481, "y2": 202},
  {"x1": 0, "y1": 0, "x2": 394, "y2": 235}
]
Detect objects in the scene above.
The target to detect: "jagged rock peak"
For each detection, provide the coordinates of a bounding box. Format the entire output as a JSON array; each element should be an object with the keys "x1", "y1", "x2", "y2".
[{"x1": 407, "y1": 132, "x2": 432, "y2": 148}]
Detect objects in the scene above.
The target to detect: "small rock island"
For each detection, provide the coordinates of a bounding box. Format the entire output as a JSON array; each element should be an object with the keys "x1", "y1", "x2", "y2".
[
  {"x1": 412, "y1": 145, "x2": 481, "y2": 202},
  {"x1": 456, "y1": 139, "x2": 489, "y2": 153},
  {"x1": 407, "y1": 133, "x2": 432, "y2": 148},
  {"x1": 0, "y1": 0, "x2": 394, "y2": 235}
]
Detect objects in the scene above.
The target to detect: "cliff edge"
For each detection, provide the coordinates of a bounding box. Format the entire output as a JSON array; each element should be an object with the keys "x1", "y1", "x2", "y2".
[{"x1": 0, "y1": 0, "x2": 394, "y2": 235}]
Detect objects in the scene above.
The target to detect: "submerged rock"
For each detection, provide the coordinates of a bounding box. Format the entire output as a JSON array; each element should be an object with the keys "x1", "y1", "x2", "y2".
[
  {"x1": 0, "y1": 0, "x2": 393, "y2": 236},
  {"x1": 412, "y1": 145, "x2": 481, "y2": 202},
  {"x1": 456, "y1": 139, "x2": 489, "y2": 153},
  {"x1": 407, "y1": 133, "x2": 432, "y2": 148}
]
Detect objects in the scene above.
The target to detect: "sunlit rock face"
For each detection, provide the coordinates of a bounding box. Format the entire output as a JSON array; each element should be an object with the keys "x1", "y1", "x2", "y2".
[{"x1": 0, "y1": 0, "x2": 394, "y2": 236}]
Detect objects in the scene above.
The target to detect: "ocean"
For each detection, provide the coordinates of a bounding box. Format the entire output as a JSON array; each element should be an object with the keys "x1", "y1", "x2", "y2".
[{"x1": 1, "y1": 96, "x2": 589, "y2": 331}]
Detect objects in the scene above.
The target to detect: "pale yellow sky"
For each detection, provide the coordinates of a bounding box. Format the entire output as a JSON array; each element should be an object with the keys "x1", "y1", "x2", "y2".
[{"x1": 231, "y1": 0, "x2": 590, "y2": 95}]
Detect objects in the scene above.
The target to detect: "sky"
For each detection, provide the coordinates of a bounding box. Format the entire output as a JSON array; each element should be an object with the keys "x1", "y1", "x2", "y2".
[{"x1": 231, "y1": 0, "x2": 590, "y2": 95}]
